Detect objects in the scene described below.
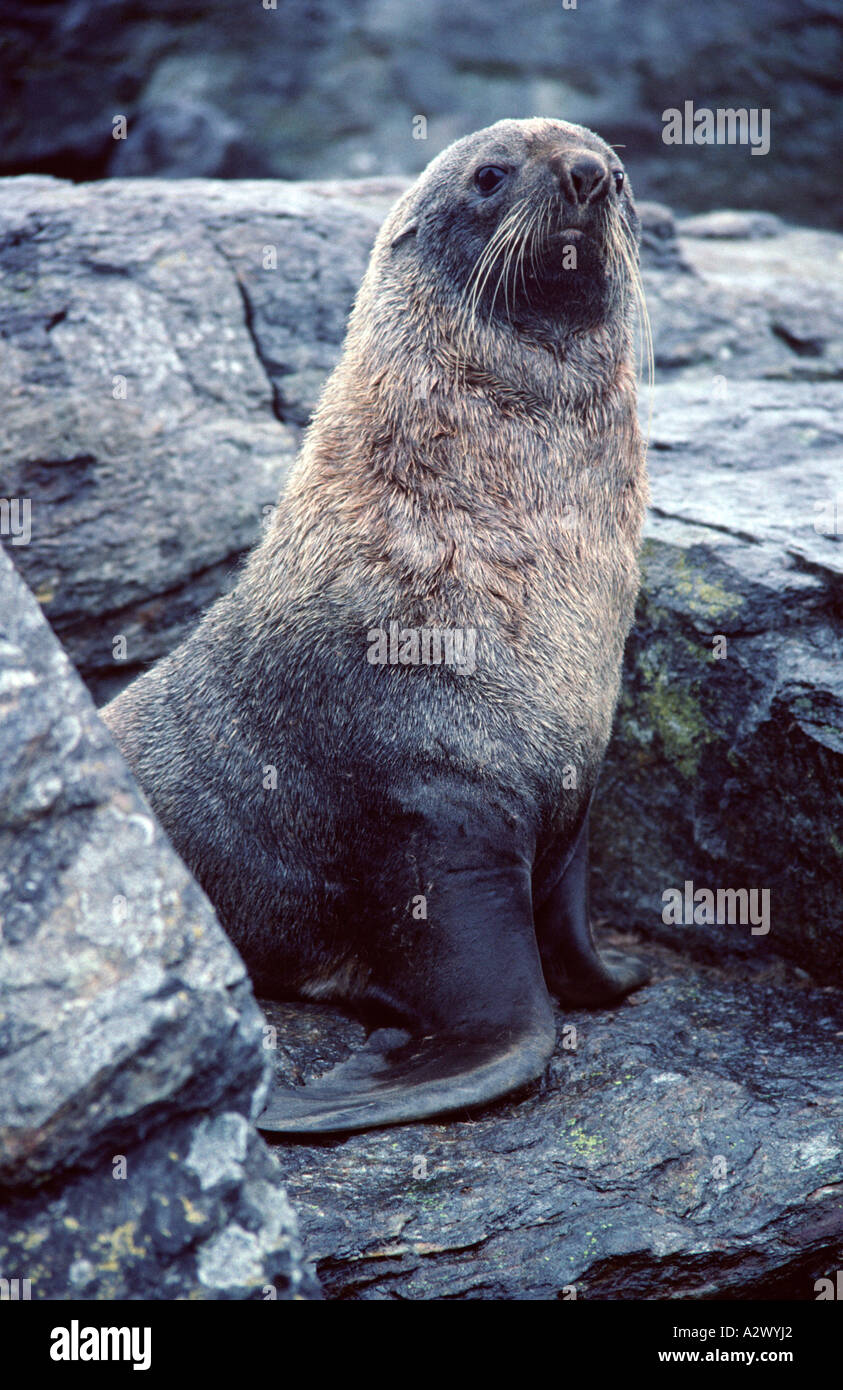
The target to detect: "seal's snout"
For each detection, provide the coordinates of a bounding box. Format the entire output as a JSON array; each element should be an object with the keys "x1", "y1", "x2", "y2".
[{"x1": 556, "y1": 151, "x2": 610, "y2": 206}]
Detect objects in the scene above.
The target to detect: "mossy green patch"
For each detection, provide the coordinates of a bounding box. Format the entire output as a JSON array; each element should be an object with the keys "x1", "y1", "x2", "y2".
[
  {"x1": 566, "y1": 1122, "x2": 606, "y2": 1161},
  {"x1": 642, "y1": 544, "x2": 744, "y2": 622},
  {"x1": 630, "y1": 638, "x2": 717, "y2": 779}
]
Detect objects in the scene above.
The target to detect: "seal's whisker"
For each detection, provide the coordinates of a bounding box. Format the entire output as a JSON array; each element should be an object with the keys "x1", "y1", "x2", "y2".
[
  {"x1": 490, "y1": 201, "x2": 533, "y2": 324},
  {"x1": 525, "y1": 200, "x2": 546, "y2": 284},
  {"x1": 519, "y1": 200, "x2": 544, "y2": 301},
  {"x1": 516, "y1": 210, "x2": 532, "y2": 301},
  {"x1": 466, "y1": 204, "x2": 524, "y2": 311},
  {"x1": 515, "y1": 200, "x2": 540, "y2": 302},
  {"x1": 460, "y1": 201, "x2": 530, "y2": 355},
  {"x1": 454, "y1": 210, "x2": 517, "y2": 382},
  {"x1": 504, "y1": 204, "x2": 531, "y2": 312},
  {"x1": 620, "y1": 227, "x2": 654, "y2": 391},
  {"x1": 543, "y1": 196, "x2": 556, "y2": 245},
  {"x1": 478, "y1": 204, "x2": 527, "y2": 319},
  {"x1": 460, "y1": 209, "x2": 517, "y2": 343},
  {"x1": 610, "y1": 215, "x2": 654, "y2": 441},
  {"x1": 463, "y1": 221, "x2": 505, "y2": 320},
  {"x1": 457, "y1": 221, "x2": 511, "y2": 378},
  {"x1": 469, "y1": 220, "x2": 514, "y2": 329}
]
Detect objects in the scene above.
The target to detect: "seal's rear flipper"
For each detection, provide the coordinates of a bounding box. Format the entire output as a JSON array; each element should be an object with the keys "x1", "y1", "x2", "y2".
[
  {"x1": 258, "y1": 821, "x2": 557, "y2": 1134},
  {"x1": 257, "y1": 1023, "x2": 554, "y2": 1134},
  {"x1": 536, "y1": 806, "x2": 650, "y2": 1007},
  {"x1": 260, "y1": 837, "x2": 558, "y2": 1134}
]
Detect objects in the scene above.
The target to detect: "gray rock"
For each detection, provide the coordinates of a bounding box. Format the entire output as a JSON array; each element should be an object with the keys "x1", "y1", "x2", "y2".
[
  {"x1": 677, "y1": 210, "x2": 785, "y2": 240},
  {"x1": 0, "y1": 1111, "x2": 316, "y2": 1300},
  {"x1": 0, "y1": 546, "x2": 318, "y2": 1298},
  {"x1": 638, "y1": 201, "x2": 689, "y2": 272},
  {"x1": 647, "y1": 221, "x2": 843, "y2": 379},
  {"x1": 1, "y1": 1, "x2": 840, "y2": 227},
  {"x1": 595, "y1": 224, "x2": 843, "y2": 977},
  {"x1": 0, "y1": 174, "x2": 375, "y2": 700},
  {"x1": 266, "y1": 945, "x2": 843, "y2": 1299},
  {"x1": 109, "y1": 99, "x2": 245, "y2": 180}
]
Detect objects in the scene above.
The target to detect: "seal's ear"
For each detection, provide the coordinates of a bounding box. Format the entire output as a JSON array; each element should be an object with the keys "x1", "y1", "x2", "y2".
[{"x1": 390, "y1": 222, "x2": 418, "y2": 248}]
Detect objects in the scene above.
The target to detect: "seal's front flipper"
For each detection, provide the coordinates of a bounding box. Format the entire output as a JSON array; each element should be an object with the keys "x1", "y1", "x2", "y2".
[
  {"x1": 535, "y1": 808, "x2": 650, "y2": 1008},
  {"x1": 258, "y1": 1023, "x2": 553, "y2": 1134},
  {"x1": 258, "y1": 851, "x2": 555, "y2": 1134}
]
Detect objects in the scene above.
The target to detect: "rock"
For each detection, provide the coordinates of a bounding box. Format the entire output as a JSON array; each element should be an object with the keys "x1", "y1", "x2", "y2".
[
  {"x1": 2, "y1": 1113, "x2": 314, "y2": 1300},
  {"x1": 266, "y1": 943, "x2": 843, "y2": 1299},
  {"x1": 0, "y1": 546, "x2": 318, "y2": 1299},
  {"x1": 109, "y1": 99, "x2": 246, "y2": 180},
  {"x1": 592, "y1": 212, "x2": 843, "y2": 981},
  {"x1": 592, "y1": 373, "x2": 843, "y2": 980},
  {"x1": 677, "y1": 210, "x2": 785, "y2": 240},
  {"x1": 638, "y1": 202, "x2": 689, "y2": 272},
  {"x1": 646, "y1": 221, "x2": 843, "y2": 378},
  {"x1": 0, "y1": 174, "x2": 379, "y2": 702},
  {"x1": 1, "y1": 2, "x2": 840, "y2": 227}
]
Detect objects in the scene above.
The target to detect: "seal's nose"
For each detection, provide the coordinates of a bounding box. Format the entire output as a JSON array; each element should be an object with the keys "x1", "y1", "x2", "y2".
[{"x1": 565, "y1": 154, "x2": 609, "y2": 205}]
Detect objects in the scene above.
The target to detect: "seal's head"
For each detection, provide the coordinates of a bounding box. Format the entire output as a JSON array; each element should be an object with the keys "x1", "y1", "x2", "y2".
[{"x1": 381, "y1": 117, "x2": 641, "y2": 344}]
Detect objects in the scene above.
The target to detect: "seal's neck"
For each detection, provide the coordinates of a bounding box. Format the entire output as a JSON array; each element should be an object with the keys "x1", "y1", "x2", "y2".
[
  {"x1": 243, "y1": 282, "x2": 645, "y2": 628},
  {"x1": 357, "y1": 270, "x2": 633, "y2": 411},
  {"x1": 304, "y1": 277, "x2": 639, "y2": 500}
]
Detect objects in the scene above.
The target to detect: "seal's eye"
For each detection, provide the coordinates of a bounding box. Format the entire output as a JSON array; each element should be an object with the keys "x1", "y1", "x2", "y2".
[
  {"x1": 613, "y1": 170, "x2": 625, "y2": 194},
  {"x1": 474, "y1": 165, "x2": 508, "y2": 196}
]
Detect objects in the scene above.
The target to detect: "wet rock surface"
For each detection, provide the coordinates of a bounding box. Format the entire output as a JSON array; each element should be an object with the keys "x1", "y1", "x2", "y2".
[
  {"x1": 0, "y1": 175, "x2": 371, "y2": 702},
  {"x1": 0, "y1": 546, "x2": 318, "y2": 1298},
  {"x1": 592, "y1": 217, "x2": 843, "y2": 981},
  {"x1": 264, "y1": 936, "x2": 843, "y2": 1300},
  {"x1": 593, "y1": 382, "x2": 843, "y2": 980}
]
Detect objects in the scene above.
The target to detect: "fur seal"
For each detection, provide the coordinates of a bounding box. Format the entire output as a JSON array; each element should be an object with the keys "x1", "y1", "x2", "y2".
[{"x1": 103, "y1": 117, "x2": 651, "y2": 1134}]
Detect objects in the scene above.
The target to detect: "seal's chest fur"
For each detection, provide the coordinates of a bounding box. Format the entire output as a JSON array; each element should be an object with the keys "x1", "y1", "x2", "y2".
[{"x1": 257, "y1": 359, "x2": 647, "y2": 821}]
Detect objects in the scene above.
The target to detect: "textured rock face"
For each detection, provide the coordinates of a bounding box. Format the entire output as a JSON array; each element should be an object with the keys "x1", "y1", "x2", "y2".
[
  {"x1": 0, "y1": 175, "x2": 380, "y2": 702},
  {"x1": 0, "y1": 546, "x2": 318, "y2": 1299},
  {"x1": 1, "y1": 1, "x2": 840, "y2": 227},
  {"x1": 0, "y1": 174, "x2": 404, "y2": 701},
  {"x1": 591, "y1": 216, "x2": 843, "y2": 981},
  {"x1": 265, "y1": 942, "x2": 843, "y2": 1300},
  {"x1": 0, "y1": 175, "x2": 840, "y2": 984},
  {"x1": 593, "y1": 379, "x2": 843, "y2": 980}
]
